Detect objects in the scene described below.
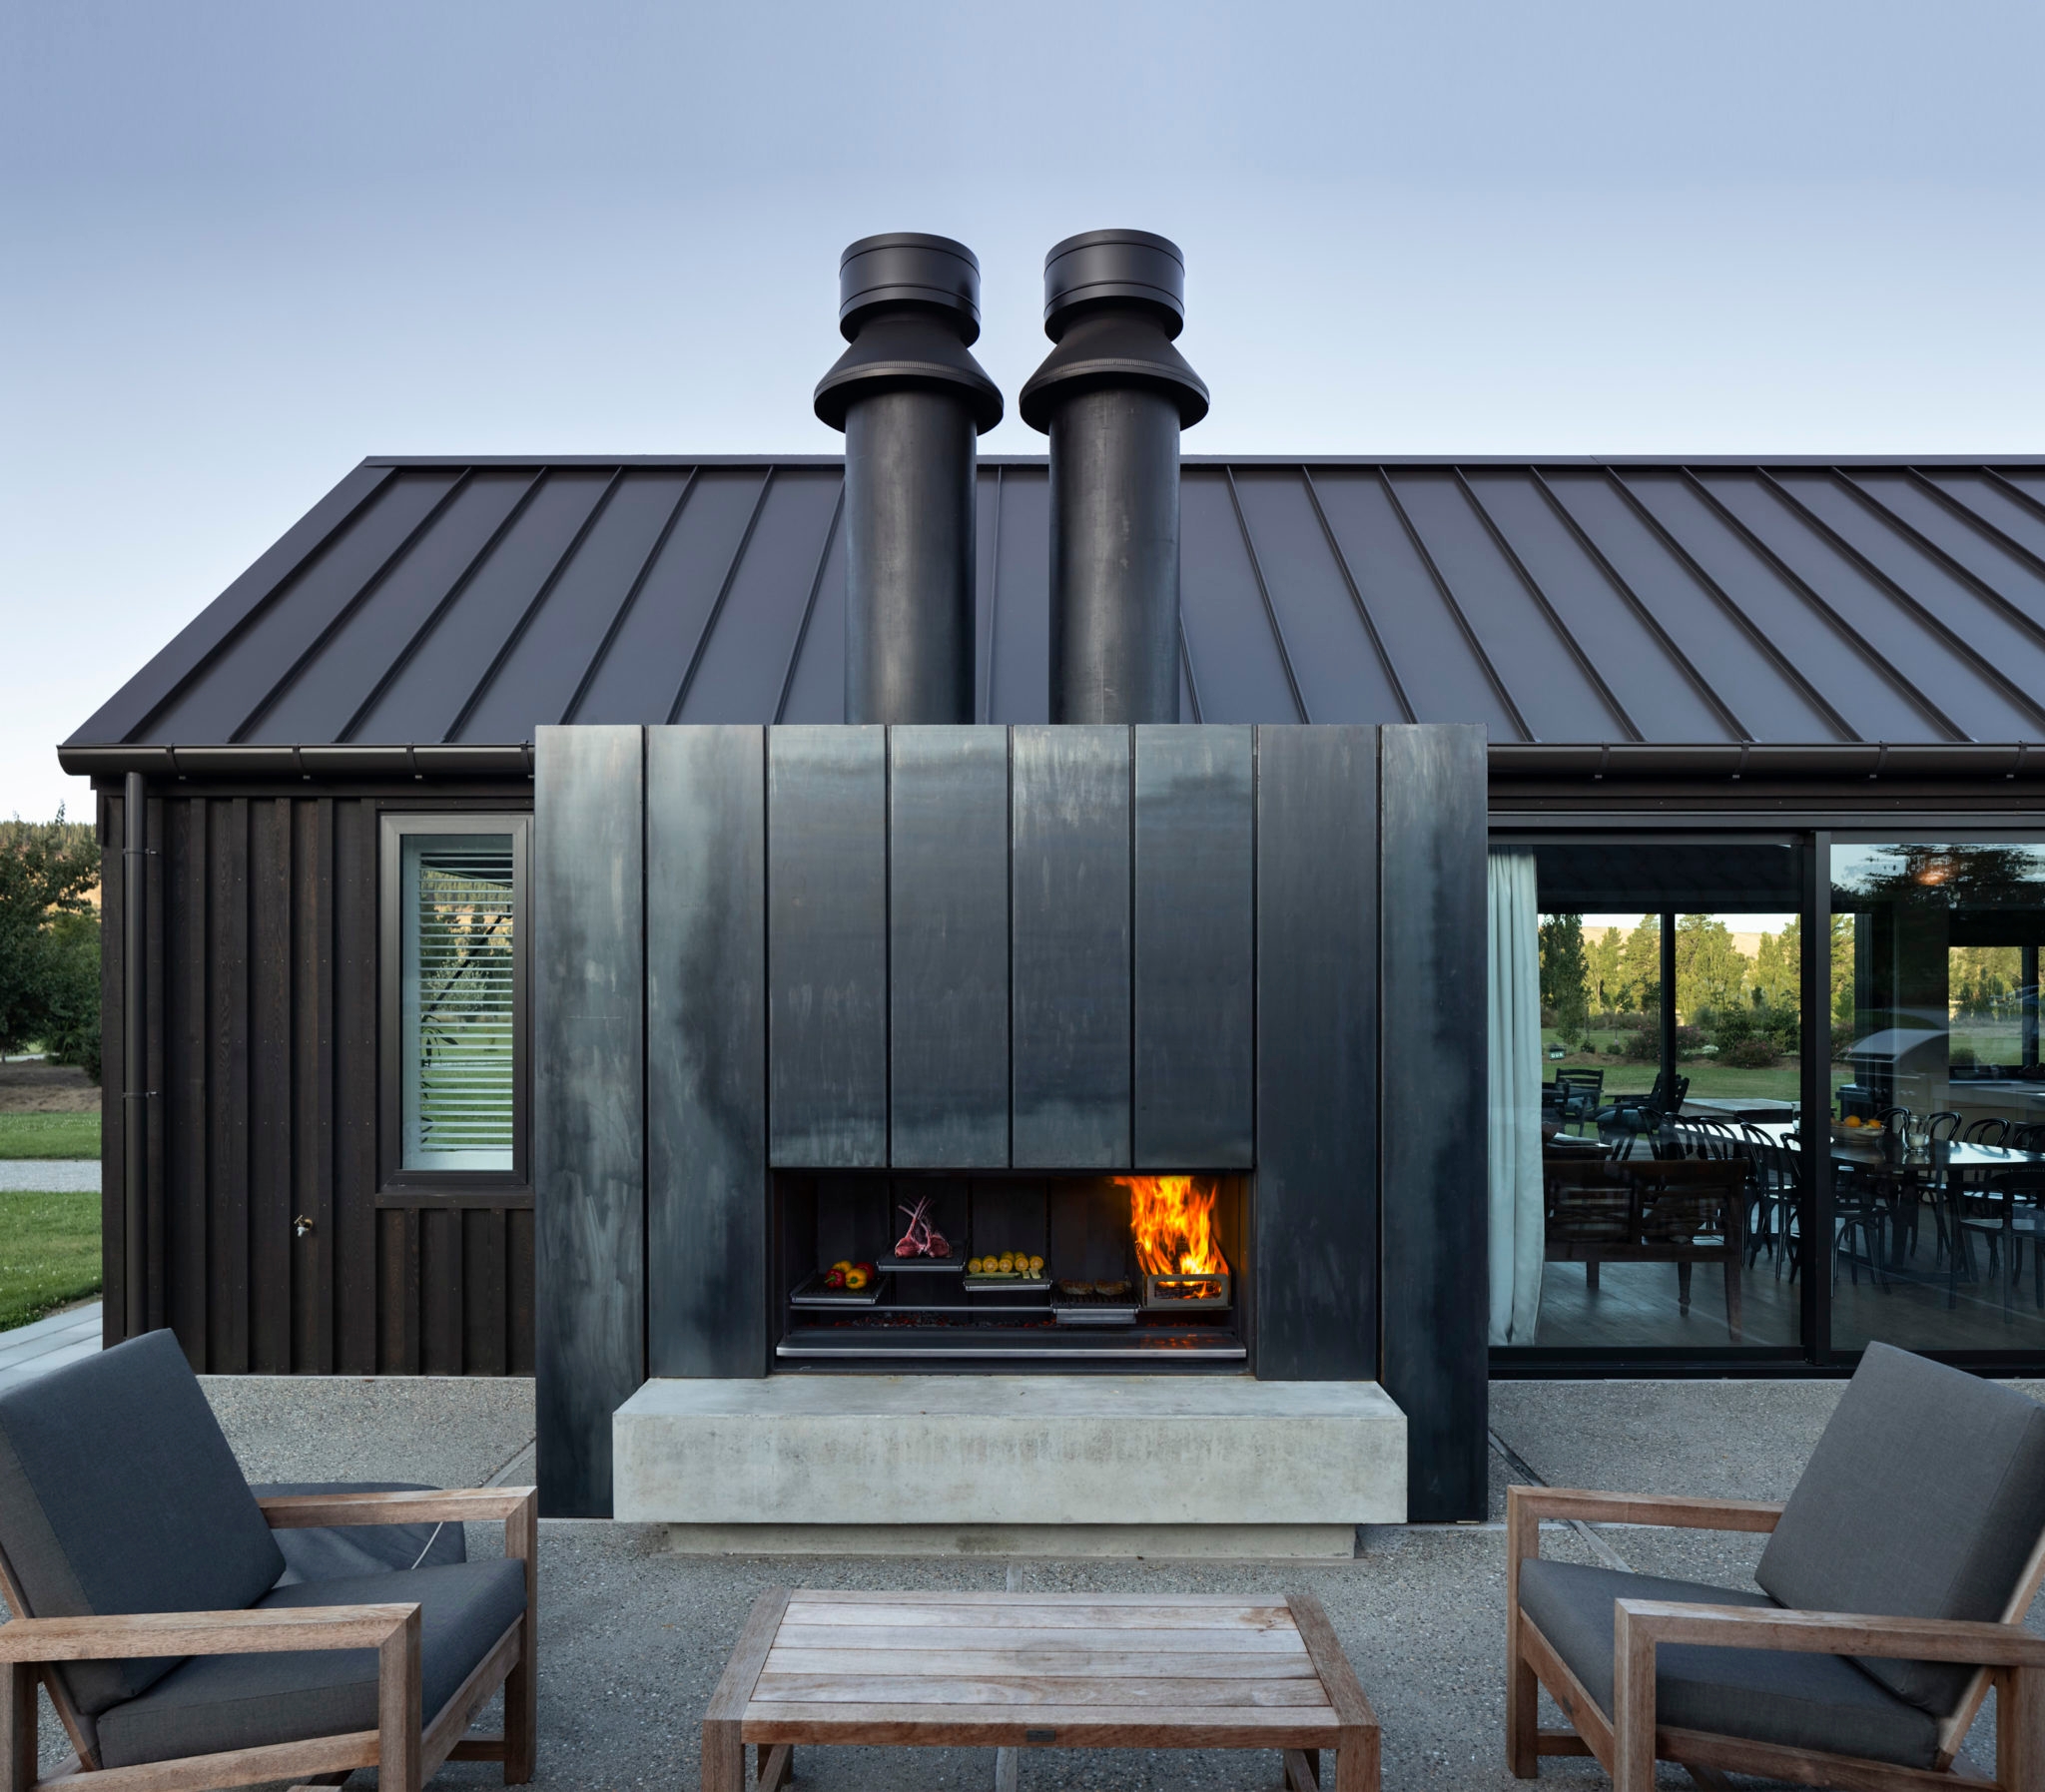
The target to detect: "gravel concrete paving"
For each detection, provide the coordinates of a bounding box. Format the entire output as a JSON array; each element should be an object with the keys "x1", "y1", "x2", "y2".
[{"x1": 28, "y1": 1374, "x2": 2037, "y2": 1789}]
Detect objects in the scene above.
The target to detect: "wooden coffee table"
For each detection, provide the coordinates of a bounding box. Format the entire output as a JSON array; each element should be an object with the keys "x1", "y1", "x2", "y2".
[{"x1": 703, "y1": 1588, "x2": 1379, "y2": 1791}]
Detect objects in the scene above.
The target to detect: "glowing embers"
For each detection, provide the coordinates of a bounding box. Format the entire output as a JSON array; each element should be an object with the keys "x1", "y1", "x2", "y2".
[{"x1": 1115, "y1": 1175, "x2": 1232, "y2": 1311}]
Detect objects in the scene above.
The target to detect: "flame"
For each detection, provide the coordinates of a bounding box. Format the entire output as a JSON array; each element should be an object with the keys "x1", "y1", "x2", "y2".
[{"x1": 1116, "y1": 1176, "x2": 1229, "y2": 1277}]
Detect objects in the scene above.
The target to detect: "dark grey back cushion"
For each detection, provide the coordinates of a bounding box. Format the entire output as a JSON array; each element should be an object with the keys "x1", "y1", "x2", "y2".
[
  {"x1": 1757, "y1": 1343, "x2": 2045, "y2": 1716},
  {"x1": 0, "y1": 1330, "x2": 284, "y2": 1714}
]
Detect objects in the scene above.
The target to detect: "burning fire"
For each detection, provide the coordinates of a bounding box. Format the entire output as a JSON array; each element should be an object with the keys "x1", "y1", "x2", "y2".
[{"x1": 1116, "y1": 1176, "x2": 1229, "y2": 1277}]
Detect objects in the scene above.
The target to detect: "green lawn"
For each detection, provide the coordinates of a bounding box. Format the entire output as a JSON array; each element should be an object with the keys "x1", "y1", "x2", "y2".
[
  {"x1": 0, "y1": 1192, "x2": 102, "y2": 1330},
  {"x1": 0, "y1": 1113, "x2": 100, "y2": 1160},
  {"x1": 1542, "y1": 1031, "x2": 1852, "y2": 1106}
]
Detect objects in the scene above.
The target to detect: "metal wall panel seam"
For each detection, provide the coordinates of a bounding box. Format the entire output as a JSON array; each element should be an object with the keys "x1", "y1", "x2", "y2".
[
  {"x1": 1222, "y1": 469, "x2": 1310, "y2": 723},
  {"x1": 1377, "y1": 468, "x2": 1534, "y2": 740},
  {"x1": 1298, "y1": 467, "x2": 1416, "y2": 725},
  {"x1": 340, "y1": 470, "x2": 548, "y2": 743},
  {"x1": 234, "y1": 471, "x2": 475, "y2": 743},
  {"x1": 667, "y1": 468, "x2": 776, "y2": 725},
  {"x1": 562, "y1": 472, "x2": 701, "y2": 725},
  {"x1": 888, "y1": 728, "x2": 1010, "y2": 1167},
  {"x1": 1751, "y1": 468, "x2": 2045, "y2": 734},
  {"x1": 1525, "y1": 465, "x2": 1749, "y2": 743},
  {"x1": 1673, "y1": 469, "x2": 1947, "y2": 742},
  {"x1": 767, "y1": 727, "x2": 888, "y2": 1166},
  {"x1": 446, "y1": 468, "x2": 627, "y2": 742},
  {"x1": 1452, "y1": 469, "x2": 1641, "y2": 742},
  {"x1": 774, "y1": 485, "x2": 845, "y2": 726},
  {"x1": 1601, "y1": 468, "x2": 1859, "y2": 742}
]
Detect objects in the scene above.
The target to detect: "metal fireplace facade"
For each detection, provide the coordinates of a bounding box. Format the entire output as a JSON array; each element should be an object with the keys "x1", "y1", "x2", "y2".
[{"x1": 534, "y1": 720, "x2": 1485, "y2": 1518}]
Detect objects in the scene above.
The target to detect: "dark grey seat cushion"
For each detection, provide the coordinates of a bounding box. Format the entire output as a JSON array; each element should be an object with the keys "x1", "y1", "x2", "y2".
[
  {"x1": 249, "y1": 1483, "x2": 466, "y2": 1584},
  {"x1": 94, "y1": 1557, "x2": 527, "y2": 1769},
  {"x1": 0, "y1": 1330, "x2": 284, "y2": 1714},
  {"x1": 1519, "y1": 1558, "x2": 1939, "y2": 1769},
  {"x1": 1757, "y1": 1342, "x2": 2045, "y2": 1716}
]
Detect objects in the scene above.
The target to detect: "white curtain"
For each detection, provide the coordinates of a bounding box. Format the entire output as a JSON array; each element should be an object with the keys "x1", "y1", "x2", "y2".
[{"x1": 1488, "y1": 850, "x2": 1545, "y2": 1345}]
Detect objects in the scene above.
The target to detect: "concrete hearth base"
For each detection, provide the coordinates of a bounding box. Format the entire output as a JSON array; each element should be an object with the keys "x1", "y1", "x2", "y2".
[
  {"x1": 612, "y1": 1375, "x2": 1406, "y2": 1549},
  {"x1": 656, "y1": 1522, "x2": 1359, "y2": 1557}
]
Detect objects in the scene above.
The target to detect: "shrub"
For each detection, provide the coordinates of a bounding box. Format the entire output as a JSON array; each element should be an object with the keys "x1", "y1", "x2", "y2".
[
  {"x1": 1674, "y1": 1024, "x2": 1706, "y2": 1057},
  {"x1": 1722, "y1": 1036, "x2": 1782, "y2": 1068},
  {"x1": 1623, "y1": 1029, "x2": 1661, "y2": 1061}
]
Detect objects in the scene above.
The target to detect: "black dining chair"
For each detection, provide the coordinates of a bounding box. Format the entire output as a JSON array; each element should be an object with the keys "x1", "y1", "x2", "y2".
[
  {"x1": 1955, "y1": 1167, "x2": 2045, "y2": 1319},
  {"x1": 2011, "y1": 1122, "x2": 2045, "y2": 1154},
  {"x1": 1962, "y1": 1115, "x2": 2011, "y2": 1147}
]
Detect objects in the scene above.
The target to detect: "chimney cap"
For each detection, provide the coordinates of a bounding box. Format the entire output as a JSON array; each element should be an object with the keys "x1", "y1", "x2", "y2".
[
  {"x1": 1042, "y1": 230, "x2": 1185, "y2": 338},
  {"x1": 838, "y1": 234, "x2": 983, "y2": 342}
]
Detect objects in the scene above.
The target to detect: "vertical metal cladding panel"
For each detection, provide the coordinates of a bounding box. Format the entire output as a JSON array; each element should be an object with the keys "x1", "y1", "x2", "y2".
[
  {"x1": 1254, "y1": 726, "x2": 1379, "y2": 1382},
  {"x1": 647, "y1": 727, "x2": 768, "y2": 1375},
  {"x1": 534, "y1": 726, "x2": 646, "y2": 1518},
  {"x1": 1133, "y1": 726, "x2": 1254, "y2": 1167},
  {"x1": 1379, "y1": 723, "x2": 1489, "y2": 1520},
  {"x1": 768, "y1": 727, "x2": 888, "y2": 1166},
  {"x1": 889, "y1": 727, "x2": 1010, "y2": 1167},
  {"x1": 1011, "y1": 725, "x2": 1131, "y2": 1168}
]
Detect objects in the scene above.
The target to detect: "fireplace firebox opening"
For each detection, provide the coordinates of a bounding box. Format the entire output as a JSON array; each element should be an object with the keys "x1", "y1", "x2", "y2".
[{"x1": 771, "y1": 1170, "x2": 1251, "y2": 1369}]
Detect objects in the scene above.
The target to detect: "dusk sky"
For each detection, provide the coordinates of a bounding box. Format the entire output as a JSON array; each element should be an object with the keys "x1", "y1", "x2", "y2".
[{"x1": 5, "y1": 0, "x2": 2042, "y2": 819}]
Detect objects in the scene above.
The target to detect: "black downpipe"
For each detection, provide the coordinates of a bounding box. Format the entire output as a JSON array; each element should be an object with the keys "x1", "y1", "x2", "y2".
[
  {"x1": 1021, "y1": 231, "x2": 1209, "y2": 724},
  {"x1": 815, "y1": 235, "x2": 1003, "y2": 725},
  {"x1": 122, "y1": 771, "x2": 147, "y2": 1340}
]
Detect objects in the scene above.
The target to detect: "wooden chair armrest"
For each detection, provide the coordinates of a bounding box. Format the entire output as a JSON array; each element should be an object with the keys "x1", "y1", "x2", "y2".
[
  {"x1": 0, "y1": 1603, "x2": 417, "y2": 1663},
  {"x1": 258, "y1": 1487, "x2": 535, "y2": 1528},
  {"x1": 1615, "y1": 1599, "x2": 2045, "y2": 1667},
  {"x1": 1507, "y1": 1485, "x2": 1784, "y2": 1533}
]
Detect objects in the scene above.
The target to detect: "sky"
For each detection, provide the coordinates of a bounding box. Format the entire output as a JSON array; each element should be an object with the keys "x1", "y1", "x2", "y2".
[{"x1": 4, "y1": 0, "x2": 2043, "y2": 820}]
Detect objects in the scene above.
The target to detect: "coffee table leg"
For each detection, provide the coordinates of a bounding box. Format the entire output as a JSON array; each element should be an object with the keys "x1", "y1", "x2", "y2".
[
  {"x1": 1283, "y1": 1745, "x2": 1321, "y2": 1789},
  {"x1": 758, "y1": 1742, "x2": 793, "y2": 1788},
  {"x1": 701, "y1": 1718, "x2": 744, "y2": 1792}
]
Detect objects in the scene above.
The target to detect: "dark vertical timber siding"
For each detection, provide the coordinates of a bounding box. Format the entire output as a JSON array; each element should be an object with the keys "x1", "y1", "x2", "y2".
[
  {"x1": 1132, "y1": 726, "x2": 1254, "y2": 1168},
  {"x1": 1012, "y1": 726, "x2": 1131, "y2": 1168},
  {"x1": 647, "y1": 726, "x2": 768, "y2": 1377},
  {"x1": 98, "y1": 792, "x2": 125, "y2": 1348},
  {"x1": 890, "y1": 727, "x2": 1010, "y2": 1169},
  {"x1": 100, "y1": 786, "x2": 534, "y2": 1380},
  {"x1": 1254, "y1": 725, "x2": 1379, "y2": 1382},
  {"x1": 768, "y1": 727, "x2": 888, "y2": 1167},
  {"x1": 535, "y1": 727, "x2": 646, "y2": 1516},
  {"x1": 1379, "y1": 723, "x2": 1488, "y2": 1521}
]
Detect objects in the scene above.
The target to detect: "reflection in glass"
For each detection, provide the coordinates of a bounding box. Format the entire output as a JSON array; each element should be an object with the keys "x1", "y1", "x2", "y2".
[
  {"x1": 1489, "y1": 842, "x2": 1804, "y2": 1350},
  {"x1": 1828, "y1": 842, "x2": 2045, "y2": 1352}
]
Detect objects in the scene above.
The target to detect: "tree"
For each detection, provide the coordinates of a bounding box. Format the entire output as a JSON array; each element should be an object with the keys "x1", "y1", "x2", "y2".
[
  {"x1": 1752, "y1": 922, "x2": 1799, "y2": 1011},
  {"x1": 1539, "y1": 912, "x2": 1591, "y2": 1041},
  {"x1": 0, "y1": 813, "x2": 102, "y2": 1068},
  {"x1": 1588, "y1": 925, "x2": 1626, "y2": 1014},
  {"x1": 1619, "y1": 914, "x2": 1663, "y2": 1017},
  {"x1": 1675, "y1": 912, "x2": 1747, "y2": 1022}
]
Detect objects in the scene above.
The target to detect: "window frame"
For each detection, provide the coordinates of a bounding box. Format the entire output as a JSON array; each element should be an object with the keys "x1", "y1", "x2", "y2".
[{"x1": 378, "y1": 812, "x2": 532, "y2": 1201}]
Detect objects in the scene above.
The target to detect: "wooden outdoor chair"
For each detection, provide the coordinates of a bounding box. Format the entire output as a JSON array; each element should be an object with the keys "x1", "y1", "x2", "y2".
[
  {"x1": 1507, "y1": 1343, "x2": 2045, "y2": 1790},
  {"x1": 0, "y1": 1330, "x2": 535, "y2": 1792}
]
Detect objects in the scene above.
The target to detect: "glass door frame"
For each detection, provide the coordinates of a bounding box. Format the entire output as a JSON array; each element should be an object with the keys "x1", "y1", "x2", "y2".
[{"x1": 1488, "y1": 827, "x2": 1811, "y2": 1372}]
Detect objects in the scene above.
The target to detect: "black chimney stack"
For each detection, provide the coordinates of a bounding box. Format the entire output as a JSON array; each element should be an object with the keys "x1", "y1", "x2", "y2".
[
  {"x1": 1021, "y1": 231, "x2": 1208, "y2": 724},
  {"x1": 815, "y1": 234, "x2": 1004, "y2": 725}
]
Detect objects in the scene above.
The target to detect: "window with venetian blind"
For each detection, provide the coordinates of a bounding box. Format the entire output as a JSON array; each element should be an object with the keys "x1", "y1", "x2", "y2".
[{"x1": 383, "y1": 821, "x2": 527, "y2": 1178}]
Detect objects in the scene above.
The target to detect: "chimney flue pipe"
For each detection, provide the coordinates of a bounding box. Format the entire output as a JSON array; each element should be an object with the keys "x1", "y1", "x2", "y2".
[
  {"x1": 815, "y1": 234, "x2": 1004, "y2": 725},
  {"x1": 1021, "y1": 231, "x2": 1208, "y2": 724}
]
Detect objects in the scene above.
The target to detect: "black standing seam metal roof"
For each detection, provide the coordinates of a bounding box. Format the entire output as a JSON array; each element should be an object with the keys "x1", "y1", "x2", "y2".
[{"x1": 62, "y1": 455, "x2": 2045, "y2": 780}]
